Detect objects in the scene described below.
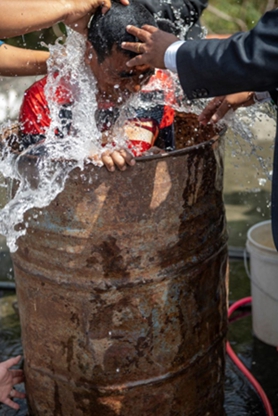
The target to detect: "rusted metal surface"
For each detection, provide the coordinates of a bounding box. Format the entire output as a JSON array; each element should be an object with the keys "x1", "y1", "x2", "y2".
[{"x1": 12, "y1": 113, "x2": 228, "y2": 416}]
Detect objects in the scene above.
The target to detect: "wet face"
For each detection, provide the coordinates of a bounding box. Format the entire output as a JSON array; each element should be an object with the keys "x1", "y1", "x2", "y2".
[{"x1": 85, "y1": 42, "x2": 154, "y2": 105}]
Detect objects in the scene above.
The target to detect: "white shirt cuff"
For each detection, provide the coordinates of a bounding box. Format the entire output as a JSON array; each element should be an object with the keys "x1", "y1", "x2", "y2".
[
  {"x1": 253, "y1": 91, "x2": 271, "y2": 103},
  {"x1": 164, "y1": 40, "x2": 185, "y2": 73}
]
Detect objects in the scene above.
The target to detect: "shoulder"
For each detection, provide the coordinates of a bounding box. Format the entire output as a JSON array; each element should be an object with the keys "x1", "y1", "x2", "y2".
[
  {"x1": 20, "y1": 76, "x2": 50, "y2": 135},
  {"x1": 23, "y1": 76, "x2": 48, "y2": 104}
]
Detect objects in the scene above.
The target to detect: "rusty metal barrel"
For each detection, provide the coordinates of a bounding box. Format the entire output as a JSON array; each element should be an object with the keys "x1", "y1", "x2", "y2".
[{"x1": 12, "y1": 113, "x2": 228, "y2": 416}]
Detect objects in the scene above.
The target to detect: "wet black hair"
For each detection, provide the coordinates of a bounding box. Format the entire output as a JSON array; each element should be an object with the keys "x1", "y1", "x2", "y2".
[{"x1": 88, "y1": 0, "x2": 157, "y2": 63}]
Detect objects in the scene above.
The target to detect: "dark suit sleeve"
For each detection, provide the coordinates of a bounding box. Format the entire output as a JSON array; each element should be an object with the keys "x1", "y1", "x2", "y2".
[
  {"x1": 270, "y1": 90, "x2": 278, "y2": 105},
  {"x1": 138, "y1": 0, "x2": 208, "y2": 28},
  {"x1": 176, "y1": 10, "x2": 278, "y2": 99}
]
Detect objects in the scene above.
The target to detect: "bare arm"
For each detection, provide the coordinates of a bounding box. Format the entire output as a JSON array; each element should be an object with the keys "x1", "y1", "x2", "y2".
[
  {"x1": 0, "y1": 44, "x2": 49, "y2": 76},
  {"x1": 0, "y1": 0, "x2": 129, "y2": 38}
]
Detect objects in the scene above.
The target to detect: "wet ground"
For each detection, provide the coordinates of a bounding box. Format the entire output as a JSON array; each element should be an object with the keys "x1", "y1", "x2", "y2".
[{"x1": 0, "y1": 120, "x2": 278, "y2": 415}]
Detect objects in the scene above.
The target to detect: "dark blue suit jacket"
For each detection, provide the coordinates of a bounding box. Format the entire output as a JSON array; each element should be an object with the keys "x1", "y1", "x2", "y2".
[
  {"x1": 176, "y1": 9, "x2": 278, "y2": 248},
  {"x1": 176, "y1": 10, "x2": 278, "y2": 99}
]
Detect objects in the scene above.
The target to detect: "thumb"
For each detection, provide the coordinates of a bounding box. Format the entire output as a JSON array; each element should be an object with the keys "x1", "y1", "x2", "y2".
[{"x1": 2, "y1": 355, "x2": 22, "y2": 370}]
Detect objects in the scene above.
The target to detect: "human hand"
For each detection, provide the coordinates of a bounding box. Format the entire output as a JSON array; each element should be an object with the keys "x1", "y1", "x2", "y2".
[
  {"x1": 0, "y1": 356, "x2": 25, "y2": 410},
  {"x1": 121, "y1": 25, "x2": 178, "y2": 69},
  {"x1": 90, "y1": 148, "x2": 136, "y2": 172},
  {"x1": 65, "y1": 0, "x2": 129, "y2": 34},
  {"x1": 198, "y1": 92, "x2": 255, "y2": 126}
]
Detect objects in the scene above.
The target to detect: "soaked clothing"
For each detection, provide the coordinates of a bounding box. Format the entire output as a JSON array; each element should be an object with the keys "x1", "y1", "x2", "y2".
[{"x1": 19, "y1": 70, "x2": 175, "y2": 156}]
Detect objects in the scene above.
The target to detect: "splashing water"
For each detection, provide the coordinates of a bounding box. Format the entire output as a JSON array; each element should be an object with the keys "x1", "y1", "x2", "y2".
[
  {"x1": 0, "y1": 23, "x2": 276, "y2": 252},
  {"x1": 0, "y1": 28, "x2": 190, "y2": 253},
  {"x1": 0, "y1": 30, "x2": 105, "y2": 252},
  {"x1": 220, "y1": 102, "x2": 275, "y2": 182}
]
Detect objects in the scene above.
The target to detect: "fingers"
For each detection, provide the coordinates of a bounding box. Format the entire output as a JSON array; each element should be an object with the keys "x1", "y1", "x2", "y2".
[
  {"x1": 2, "y1": 355, "x2": 21, "y2": 370},
  {"x1": 2, "y1": 397, "x2": 20, "y2": 411},
  {"x1": 9, "y1": 389, "x2": 26, "y2": 400},
  {"x1": 141, "y1": 24, "x2": 159, "y2": 33},
  {"x1": 125, "y1": 25, "x2": 153, "y2": 41},
  {"x1": 99, "y1": 0, "x2": 110, "y2": 14},
  {"x1": 11, "y1": 374, "x2": 25, "y2": 385},
  {"x1": 102, "y1": 151, "x2": 116, "y2": 172},
  {"x1": 14, "y1": 390, "x2": 26, "y2": 400},
  {"x1": 211, "y1": 101, "x2": 231, "y2": 123},
  {"x1": 121, "y1": 41, "x2": 143, "y2": 54},
  {"x1": 125, "y1": 54, "x2": 145, "y2": 68},
  {"x1": 10, "y1": 369, "x2": 24, "y2": 378},
  {"x1": 198, "y1": 97, "x2": 225, "y2": 125},
  {"x1": 199, "y1": 92, "x2": 256, "y2": 125},
  {"x1": 102, "y1": 149, "x2": 135, "y2": 172},
  {"x1": 116, "y1": 149, "x2": 136, "y2": 167},
  {"x1": 123, "y1": 26, "x2": 175, "y2": 69},
  {"x1": 101, "y1": 0, "x2": 129, "y2": 14}
]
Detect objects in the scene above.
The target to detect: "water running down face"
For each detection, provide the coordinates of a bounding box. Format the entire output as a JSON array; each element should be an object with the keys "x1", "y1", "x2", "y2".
[
  {"x1": 86, "y1": 0, "x2": 157, "y2": 105},
  {"x1": 85, "y1": 42, "x2": 154, "y2": 105}
]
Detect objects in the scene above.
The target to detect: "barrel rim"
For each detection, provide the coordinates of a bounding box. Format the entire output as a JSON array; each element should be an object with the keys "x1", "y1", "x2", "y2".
[
  {"x1": 5, "y1": 112, "x2": 226, "y2": 164},
  {"x1": 14, "y1": 132, "x2": 223, "y2": 166},
  {"x1": 136, "y1": 133, "x2": 221, "y2": 162}
]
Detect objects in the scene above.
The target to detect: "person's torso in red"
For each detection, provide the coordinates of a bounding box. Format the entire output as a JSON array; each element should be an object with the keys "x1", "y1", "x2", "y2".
[
  {"x1": 19, "y1": 70, "x2": 176, "y2": 155},
  {"x1": 19, "y1": 75, "x2": 73, "y2": 137}
]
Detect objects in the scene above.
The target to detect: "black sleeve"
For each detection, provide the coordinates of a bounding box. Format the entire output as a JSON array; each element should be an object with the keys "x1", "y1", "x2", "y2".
[
  {"x1": 176, "y1": 10, "x2": 278, "y2": 99},
  {"x1": 137, "y1": 0, "x2": 208, "y2": 34},
  {"x1": 270, "y1": 91, "x2": 278, "y2": 107}
]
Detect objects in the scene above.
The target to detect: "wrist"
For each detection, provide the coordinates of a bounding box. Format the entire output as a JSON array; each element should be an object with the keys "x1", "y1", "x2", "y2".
[
  {"x1": 164, "y1": 40, "x2": 185, "y2": 73},
  {"x1": 61, "y1": 0, "x2": 76, "y2": 22}
]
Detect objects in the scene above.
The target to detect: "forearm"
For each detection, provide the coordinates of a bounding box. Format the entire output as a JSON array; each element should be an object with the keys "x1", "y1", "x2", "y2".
[
  {"x1": 0, "y1": 0, "x2": 73, "y2": 38},
  {"x1": 0, "y1": 0, "x2": 121, "y2": 38},
  {"x1": 0, "y1": 45, "x2": 49, "y2": 76}
]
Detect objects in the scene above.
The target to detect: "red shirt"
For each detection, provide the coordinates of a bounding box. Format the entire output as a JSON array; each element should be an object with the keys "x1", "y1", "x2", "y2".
[{"x1": 19, "y1": 70, "x2": 175, "y2": 156}]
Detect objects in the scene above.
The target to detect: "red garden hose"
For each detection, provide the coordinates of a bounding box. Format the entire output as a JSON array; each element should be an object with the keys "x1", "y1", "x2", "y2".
[{"x1": 227, "y1": 296, "x2": 274, "y2": 416}]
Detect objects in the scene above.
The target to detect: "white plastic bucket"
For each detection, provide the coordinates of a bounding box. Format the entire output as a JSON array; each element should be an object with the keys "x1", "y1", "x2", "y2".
[{"x1": 246, "y1": 220, "x2": 278, "y2": 346}]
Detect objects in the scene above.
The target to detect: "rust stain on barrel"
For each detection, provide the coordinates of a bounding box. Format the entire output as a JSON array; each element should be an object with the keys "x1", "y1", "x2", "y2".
[{"x1": 12, "y1": 113, "x2": 228, "y2": 415}]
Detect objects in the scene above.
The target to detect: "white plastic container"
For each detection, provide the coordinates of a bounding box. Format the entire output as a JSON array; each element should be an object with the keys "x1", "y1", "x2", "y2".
[{"x1": 246, "y1": 220, "x2": 278, "y2": 346}]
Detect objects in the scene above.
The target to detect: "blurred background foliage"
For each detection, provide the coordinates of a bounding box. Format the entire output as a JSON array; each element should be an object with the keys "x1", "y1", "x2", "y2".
[
  {"x1": 3, "y1": 0, "x2": 278, "y2": 49},
  {"x1": 4, "y1": 22, "x2": 67, "y2": 50},
  {"x1": 202, "y1": 0, "x2": 278, "y2": 34}
]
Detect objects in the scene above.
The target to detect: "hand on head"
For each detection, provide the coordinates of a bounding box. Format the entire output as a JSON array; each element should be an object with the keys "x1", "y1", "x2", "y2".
[
  {"x1": 65, "y1": 0, "x2": 130, "y2": 35},
  {"x1": 0, "y1": 356, "x2": 25, "y2": 410},
  {"x1": 198, "y1": 92, "x2": 255, "y2": 126},
  {"x1": 121, "y1": 25, "x2": 178, "y2": 69}
]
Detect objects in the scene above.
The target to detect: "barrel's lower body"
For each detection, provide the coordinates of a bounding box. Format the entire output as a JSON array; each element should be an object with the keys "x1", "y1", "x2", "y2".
[
  {"x1": 12, "y1": 115, "x2": 228, "y2": 415},
  {"x1": 15, "y1": 245, "x2": 228, "y2": 416}
]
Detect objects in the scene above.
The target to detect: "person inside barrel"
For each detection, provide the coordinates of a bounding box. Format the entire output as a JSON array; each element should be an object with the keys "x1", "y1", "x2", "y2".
[{"x1": 16, "y1": 0, "x2": 177, "y2": 172}]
